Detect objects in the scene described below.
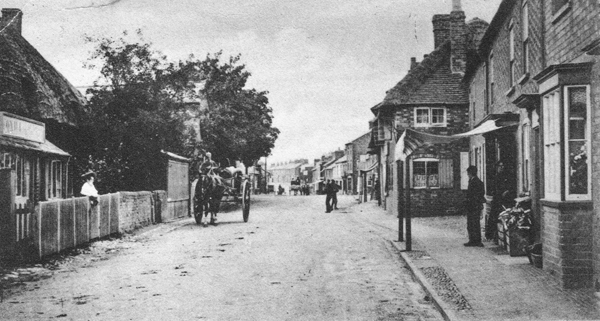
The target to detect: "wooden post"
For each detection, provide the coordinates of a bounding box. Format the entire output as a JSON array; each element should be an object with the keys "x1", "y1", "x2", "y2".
[
  {"x1": 397, "y1": 160, "x2": 404, "y2": 242},
  {"x1": 404, "y1": 156, "x2": 412, "y2": 251}
]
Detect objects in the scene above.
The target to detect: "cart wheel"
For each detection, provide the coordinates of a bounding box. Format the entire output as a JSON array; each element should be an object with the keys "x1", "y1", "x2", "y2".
[{"x1": 241, "y1": 180, "x2": 251, "y2": 222}]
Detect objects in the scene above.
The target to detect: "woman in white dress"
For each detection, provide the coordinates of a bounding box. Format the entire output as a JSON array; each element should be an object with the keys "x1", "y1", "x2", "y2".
[{"x1": 81, "y1": 171, "x2": 99, "y2": 205}]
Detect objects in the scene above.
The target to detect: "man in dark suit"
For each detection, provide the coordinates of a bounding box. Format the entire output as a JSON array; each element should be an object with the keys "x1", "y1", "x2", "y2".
[
  {"x1": 331, "y1": 180, "x2": 340, "y2": 210},
  {"x1": 464, "y1": 166, "x2": 485, "y2": 247},
  {"x1": 324, "y1": 180, "x2": 333, "y2": 213}
]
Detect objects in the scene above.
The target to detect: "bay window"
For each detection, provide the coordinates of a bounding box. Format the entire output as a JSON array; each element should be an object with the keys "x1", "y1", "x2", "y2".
[
  {"x1": 542, "y1": 85, "x2": 591, "y2": 201},
  {"x1": 565, "y1": 86, "x2": 590, "y2": 199}
]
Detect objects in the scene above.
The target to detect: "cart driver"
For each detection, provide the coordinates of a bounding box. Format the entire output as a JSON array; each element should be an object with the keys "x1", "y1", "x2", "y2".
[{"x1": 199, "y1": 152, "x2": 218, "y2": 175}]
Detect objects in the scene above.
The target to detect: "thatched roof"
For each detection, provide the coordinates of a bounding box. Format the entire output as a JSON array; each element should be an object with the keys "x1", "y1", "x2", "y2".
[{"x1": 0, "y1": 9, "x2": 87, "y2": 126}]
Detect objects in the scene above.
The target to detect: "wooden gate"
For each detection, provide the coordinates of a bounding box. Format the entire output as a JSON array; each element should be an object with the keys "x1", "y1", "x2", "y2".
[
  {"x1": 164, "y1": 152, "x2": 190, "y2": 221},
  {"x1": 0, "y1": 169, "x2": 34, "y2": 253}
]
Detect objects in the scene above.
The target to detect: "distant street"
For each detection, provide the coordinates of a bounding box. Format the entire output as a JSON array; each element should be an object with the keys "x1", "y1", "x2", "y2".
[{"x1": 0, "y1": 194, "x2": 442, "y2": 320}]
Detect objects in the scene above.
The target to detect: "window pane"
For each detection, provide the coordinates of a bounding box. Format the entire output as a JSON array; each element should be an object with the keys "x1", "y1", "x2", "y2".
[
  {"x1": 568, "y1": 87, "x2": 587, "y2": 140},
  {"x1": 427, "y1": 162, "x2": 440, "y2": 188},
  {"x1": 431, "y1": 109, "x2": 445, "y2": 124},
  {"x1": 509, "y1": 27, "x2": 515, "y2": 59},
  {"x1": 522, "y1": 3, "x2": 529, "y2": 39},
  {"x1": 569, "y1": 141, "x2": 587, "y2": 194},
  {"x1": 413, "y1": 161, "x2": 426, "y2": 188},
  {"x1": 416, "y1": 109, "x2": 429, "y2": 124},
  {"x1": 523, "y1": 41, "x2": 529, "y2": 73}
]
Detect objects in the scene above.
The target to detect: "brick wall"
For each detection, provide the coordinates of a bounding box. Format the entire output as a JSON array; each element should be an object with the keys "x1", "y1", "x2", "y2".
[
  {"x1": 118, "y1": 191, "x2": 153, "y2": 233},
  {"x1": 544, "y1": 1, "x2": 600, "y2": 66},
  {"x1": 542, "y1": 203, "x2": 594, "y2": 289}
]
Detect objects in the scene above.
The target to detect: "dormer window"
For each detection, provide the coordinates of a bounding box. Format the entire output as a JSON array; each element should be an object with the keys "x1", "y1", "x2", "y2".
[{"x1": 414, "y1": 107, "x2": 447, "y2": 127}]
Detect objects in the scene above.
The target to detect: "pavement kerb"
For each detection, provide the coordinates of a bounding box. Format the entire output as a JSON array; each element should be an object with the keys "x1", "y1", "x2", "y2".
[
  {"x1": 389, "y1": 240, "x2": 459, "y2": 321},
  {"x1": 132, "y1": 216, "x2": 193, "y2": 238}
]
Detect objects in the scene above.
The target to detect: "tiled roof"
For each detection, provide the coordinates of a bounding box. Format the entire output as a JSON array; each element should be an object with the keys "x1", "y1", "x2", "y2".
[{"x1": 374, "y1": 41, "x2": 468, "y2": 112}]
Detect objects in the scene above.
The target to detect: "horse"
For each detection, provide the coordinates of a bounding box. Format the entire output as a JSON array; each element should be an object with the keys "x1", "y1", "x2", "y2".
[{"x1": 194, "y1": 167, "x2": 225, "y2": 226}]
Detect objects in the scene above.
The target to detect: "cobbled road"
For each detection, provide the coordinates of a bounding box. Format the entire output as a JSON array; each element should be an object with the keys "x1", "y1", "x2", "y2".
[{"x1": 0, "y1": 194, "x2": 442, "y2": 321}]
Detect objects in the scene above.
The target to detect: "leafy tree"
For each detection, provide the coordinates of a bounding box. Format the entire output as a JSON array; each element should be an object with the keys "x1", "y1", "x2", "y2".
[
  {"x1": 195, "y1": 52, "x2": 279, "y2": 170},
  {"x1": 80, "y1": 31, "x2": 198, "y2": 192},
  {"x1": 79, "y1": 32, "x2": 278, "y2": 191}
]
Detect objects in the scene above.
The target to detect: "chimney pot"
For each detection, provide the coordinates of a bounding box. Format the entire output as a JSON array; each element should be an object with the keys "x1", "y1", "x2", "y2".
[
  {"x1": 1, "y1": 8, "x2": 22, "y2": 35},
  {"x1": 452, "y1": 0, "x2": 462, "y2": 12}
]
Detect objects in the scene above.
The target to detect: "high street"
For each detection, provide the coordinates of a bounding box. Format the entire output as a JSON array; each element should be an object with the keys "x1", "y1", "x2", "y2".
[{"x1": 0, "y1": 195, "x2": 442, "y2": 320}]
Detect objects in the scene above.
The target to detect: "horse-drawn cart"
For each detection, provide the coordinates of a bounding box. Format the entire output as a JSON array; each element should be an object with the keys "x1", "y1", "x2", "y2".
[{"x1": 193, "y1": 166, "x2": 251, "y2": 226}]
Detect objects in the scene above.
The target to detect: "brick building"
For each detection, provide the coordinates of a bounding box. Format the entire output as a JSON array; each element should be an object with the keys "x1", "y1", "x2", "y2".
[
  {"x1": 344, "y1": 132, "x2": 371, "y2": 195},
  {"x1": 371, "y1": 2, "x2": 486, "y2": 217},
  {"x1": 467, "y1": 0, "x2": 600, "y2": 289}
]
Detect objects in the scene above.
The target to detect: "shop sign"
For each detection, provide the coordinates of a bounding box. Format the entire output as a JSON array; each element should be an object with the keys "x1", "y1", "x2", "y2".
[{"x1": 0, "y1": 112, "x2": 45, "y2": 143}]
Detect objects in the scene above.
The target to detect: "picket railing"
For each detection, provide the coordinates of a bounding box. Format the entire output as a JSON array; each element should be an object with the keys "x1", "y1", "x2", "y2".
[{"x1": 15, "y1": 203, "x2": 32, "y2": 243}]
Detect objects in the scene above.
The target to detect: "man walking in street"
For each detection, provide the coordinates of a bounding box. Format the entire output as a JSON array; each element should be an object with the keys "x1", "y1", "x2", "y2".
[
  {"x1": 464, "y1": 166, "x2": 485, "y2": 247},
  {"x1": 324, "y1": 179, "x2": 333, "y2": 213}
]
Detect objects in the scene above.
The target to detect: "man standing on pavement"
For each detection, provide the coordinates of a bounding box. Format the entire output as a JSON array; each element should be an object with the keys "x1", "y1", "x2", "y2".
[
  {"x1": 324, "y1": 179, "x2": 333, "y2": 213},
  {"x1": 464, "y1": 166, "x2": 485, "y2": 247}
]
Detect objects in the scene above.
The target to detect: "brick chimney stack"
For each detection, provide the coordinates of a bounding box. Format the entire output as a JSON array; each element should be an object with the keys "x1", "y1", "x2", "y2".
[
  {"x1": 431, "y1": 3, "x2": 467, "y2": 74},
  {"x1": 449, "y1": 9, "x2": 466, "y2": 74},
  {"x1": 432, "y1": 14, "x2": 450, "y2": 49},
  {"x1": 1, "y1": 8, "x2": 22, "y2": 35},
  {"x1": 410, "y1": 57, "x2": 418, "y2": 70}
]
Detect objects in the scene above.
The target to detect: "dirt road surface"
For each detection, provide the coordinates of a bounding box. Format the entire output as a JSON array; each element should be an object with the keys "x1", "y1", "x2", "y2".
[{"x1": 0, "y1": 195, "x2": 442, "y2": 320}]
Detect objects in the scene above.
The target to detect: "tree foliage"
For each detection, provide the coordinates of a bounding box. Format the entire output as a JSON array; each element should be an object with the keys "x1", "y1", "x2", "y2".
[
  {"x1": 78, "y1": 32, "x2": 278, "y2": 192},
  {"x1": 195, "y1": 52, "x2": 279, "y2": 169}
]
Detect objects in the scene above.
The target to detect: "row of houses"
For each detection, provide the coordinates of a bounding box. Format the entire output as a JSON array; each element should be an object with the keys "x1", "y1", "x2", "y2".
[
  {"x1": 268, "y1": 132, "x2": 378, "y2": 199},
  {"x1": 366, "y1": 0, "x2": 599, "y2": 290}
]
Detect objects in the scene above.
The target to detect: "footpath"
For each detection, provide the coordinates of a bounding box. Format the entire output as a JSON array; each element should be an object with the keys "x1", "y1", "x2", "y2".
[{"x1": 354, "y1": 200, "x2": 600, "y2": 321}]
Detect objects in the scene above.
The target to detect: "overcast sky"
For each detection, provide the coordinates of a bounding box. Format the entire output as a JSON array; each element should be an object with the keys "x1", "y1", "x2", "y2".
[{"x1": 5, "y1": 0, "x2": 501, "y2": 164}]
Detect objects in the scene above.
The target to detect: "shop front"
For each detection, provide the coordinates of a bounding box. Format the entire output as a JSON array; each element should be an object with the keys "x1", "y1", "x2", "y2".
[{"x1": 0, "y1": 112, "x2": 70, "y2": 249}]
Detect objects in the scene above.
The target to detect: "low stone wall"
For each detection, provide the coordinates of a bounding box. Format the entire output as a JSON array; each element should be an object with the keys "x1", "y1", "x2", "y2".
[
  {"x1": 32, "y1": 190, "x2": 171, "y2": 258},
  {"x1": 118, "y1": 192, "x2": 153, "y2": 233}
]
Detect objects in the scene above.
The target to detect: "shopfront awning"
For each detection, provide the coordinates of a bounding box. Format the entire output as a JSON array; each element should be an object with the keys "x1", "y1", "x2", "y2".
[
  {"x1": 0, "y1": 136, "x2": 70, "y2": 156},
  {"x1": 395, "y1": 118, "x2": 517, "y2": 161},
  {"x1": 360, "y1": 161, "x2": 379, "y2": 173}
]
